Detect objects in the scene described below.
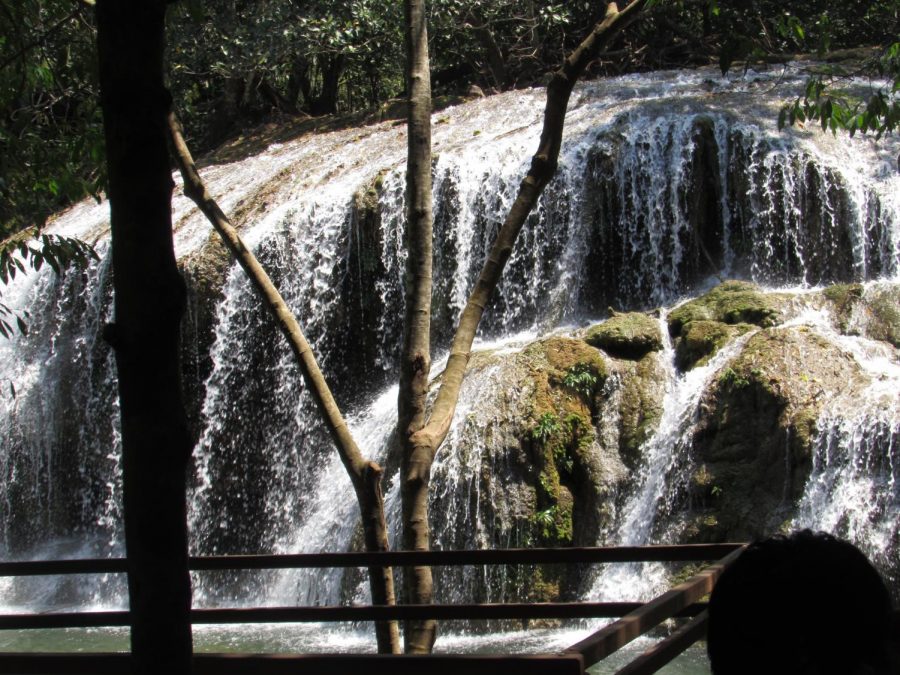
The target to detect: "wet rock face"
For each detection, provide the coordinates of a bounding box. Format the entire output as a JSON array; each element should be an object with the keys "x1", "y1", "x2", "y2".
[
  {"x1": 180, "y1": 235, "x2": 232, "y2": 442},
  {"x1": 687, "y1": 327, "x2": 869, "y2": 542},
  {"x1": 450, "y1": 281, "x2": 896, "y2": 572},
  {"x1": 821, "y1": 282, "x2": 900, "y2": 348}
]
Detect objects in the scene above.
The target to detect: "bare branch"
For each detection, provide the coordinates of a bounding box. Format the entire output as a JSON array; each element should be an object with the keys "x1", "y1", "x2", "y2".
[
  {"x1": 417, "y1": 0, "x2": 650, "y2": 454},
  {"x1": 166, "y1": 111, "x2": 401, "y2": 653}
]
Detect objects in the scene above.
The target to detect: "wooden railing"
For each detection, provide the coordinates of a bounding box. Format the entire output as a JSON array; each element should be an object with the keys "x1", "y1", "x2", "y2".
[{"x1": 0, "y1": 543, "x2": 746, "y2": 674}]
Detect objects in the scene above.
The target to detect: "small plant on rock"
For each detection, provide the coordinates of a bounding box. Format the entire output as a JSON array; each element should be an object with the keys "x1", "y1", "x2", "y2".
[
  {"x1": 531, "y1": 411, "x2": 561, "y2": 442},
  {"x1": 562, "y1": 363, "x2": 598, "y2": 397},
  {"x1": 718, "y1": 366, "x2": 749, "y2": 389}
]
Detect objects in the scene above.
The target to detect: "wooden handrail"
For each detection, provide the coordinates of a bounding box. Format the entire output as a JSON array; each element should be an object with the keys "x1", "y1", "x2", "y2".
[
  {"x1": 1, "y1": 652, "x2": 587, "y2": 675},
  {"x1": 0, "y1": 601, "x2": 708, "y2": 630},
  {"x1": 0, "y1": 544, "x2": 749, "y2": 674},
  {"x1": 613, "y1": 610, "x2": 709, "y2": 674},
  {"x1": 0, "y1": 543, "x2": 744, "y2": 577},
  {"x1": 563, "y1": 546, "x2": 746, "y2": 668}
]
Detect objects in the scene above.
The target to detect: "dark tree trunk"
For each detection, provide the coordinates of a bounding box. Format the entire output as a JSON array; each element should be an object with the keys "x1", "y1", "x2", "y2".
[
  {"x1": 397, "y1": 1, "x2": 650, "y2": 655},
  {"x1": 287, "y1": 55, "x2": 311, "y2": 111},
  {"x1": 310, "y1": 54, "x2": 344, "y2": 115},
  {"x1": 95, "y1": 2, "x2": 193, "y2": 673}
]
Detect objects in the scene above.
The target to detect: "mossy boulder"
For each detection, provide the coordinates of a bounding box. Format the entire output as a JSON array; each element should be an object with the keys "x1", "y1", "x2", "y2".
[
  {"x1": 668, "y1": 280, "x2": 787, "y2": 370},
  {"x1": 820, "y1": 282, "x2": 900, "y2": 348},
  {"x1": 584, "y1": 311, "x2": 663, "y2": 359},
  {"x1": 519, "y1": 337, "x2": 609, "y2": 545},
  {"x1": 867, "y1": 286, "x2": 900, "y2": 347},
  {"x1": 668, "y1": 280, "x2": 784, "y2": 337},
  {"x1": 610, "y1": 352, "x2": 667, "y2": 468},
  {"x1": 675, "y1": 320, "x2": 753, "y2": 370},
  {"x1": 686, "y1": 326, "x2": 869, "y2": 542},
  {"x1": 821, "y1": 283, "x2": 864, "y2": 334},
  {"x1": 430, "y1": 334, "x2": 627, "y2": 604}
]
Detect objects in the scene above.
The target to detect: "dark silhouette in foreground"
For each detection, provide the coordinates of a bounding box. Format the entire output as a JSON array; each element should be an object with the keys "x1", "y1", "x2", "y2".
[{"x1": 707, "y1": 530, "x2": 895, "y2": 674}]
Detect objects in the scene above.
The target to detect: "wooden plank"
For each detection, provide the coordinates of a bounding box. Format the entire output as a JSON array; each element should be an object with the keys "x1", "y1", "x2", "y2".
[
  {"x1": 189, "y1": 544, "x2": 743, "y2": 570},
  {"x1": 0, "y1": 559, "x2": 127, "y2": 577},
  {"x1": 564, "y1": 546, "x2": 745, "y2": 668},
  {"x1": 613, "y1": 611, "x2": 708, "y2": 675},
  {"x1": 0, "y1": 603, "x2": 708, "y2": 630},
  {"x1": 0, "y1": 544, "x2": 744, "y2": 577},
  {"x1": 193, "y1": 653, "x2": 585, "y2": 675},
  {"x1": 0, "y1": 612, "x2": 130, "y2": 630},
  {"x1": 0, "y1": 652, "x2": 585, "y2": 675}
]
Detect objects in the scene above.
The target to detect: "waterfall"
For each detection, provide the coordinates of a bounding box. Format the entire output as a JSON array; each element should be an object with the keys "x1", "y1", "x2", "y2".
[
  {"x1": 1, "y1": 64, "x2": 899, "y2": 628},
  {"x1": 587, "y1": 320, "x2": 754, "y2": 602},
  {"x1": 790, "y1": 291, "x2": 900, "y2": 596}
]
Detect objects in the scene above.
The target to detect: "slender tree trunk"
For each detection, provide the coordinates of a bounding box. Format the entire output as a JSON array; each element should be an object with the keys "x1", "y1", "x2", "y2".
[
  {"x1": 287, "y1": 55, "x2": 310, "y2": 110},
  {"x1": 95, "y1": 1, "x2": 193, "y2": 673},
  {"x1": 398, "y1": 1, "x2": 648, "y2": 654},
  {"x1": 400, "y1": 0, "x2": 435, "y2": 655},
  {"x1": 167, "y1": 113, "x2": 401, "y2": 654}
]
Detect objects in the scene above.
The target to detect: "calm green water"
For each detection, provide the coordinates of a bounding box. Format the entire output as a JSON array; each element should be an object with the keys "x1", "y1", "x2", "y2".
[{"x1": 0, "y1": 624, "x2": 711, "y2": 673}]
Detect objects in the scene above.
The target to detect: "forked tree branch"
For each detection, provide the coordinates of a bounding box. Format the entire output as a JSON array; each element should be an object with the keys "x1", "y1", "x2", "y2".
[{"x1": 414, "y1": 0, "x2": 650, "y2": 456}]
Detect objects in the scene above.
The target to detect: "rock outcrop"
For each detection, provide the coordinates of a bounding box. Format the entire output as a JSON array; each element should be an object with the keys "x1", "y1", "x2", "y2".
[{"x1": 443, "y1": 280, "x2": 897, "y2": 601}]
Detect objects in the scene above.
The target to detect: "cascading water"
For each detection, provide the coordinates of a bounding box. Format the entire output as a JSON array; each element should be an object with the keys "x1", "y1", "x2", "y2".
[
  {"x1": 789, "y1": 289, "x2": 900, "y2": 595},
  {"x1": 1, "y1": 64, "x2": 899, "y2": 657},
  {"x1": 588, "y1": 317, "x2": 754, "y2": 602}
]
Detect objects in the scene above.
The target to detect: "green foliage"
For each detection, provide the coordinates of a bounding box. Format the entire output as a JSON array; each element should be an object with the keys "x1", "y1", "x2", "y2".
[
  {"x1": 531, "y1": 505, "x2": 558, "y2": 540},
  {"x1": 702, "y1": 1, "x2": 900, "y2": 138},
  {"x1": 0, "y1": 231, "x2": 97, "y2": 338},
  {"x1": 0, "y1": 0, "x2": 104, "y2": 237},
  {"x1": 718, "y1": 366, "x2": 749, "y2": 389},
  {"x1": 531, "y1": 411, "x2": 561, "y2": 441},
  {"x1": 167, "y1": 0, "x2": 406, "y2": 138},
  {"x1": 3, "y1": 0, "x2": 897, "y2": 262},
  {"x1": 777, "y1": 47, "x2": 900, "y2": 138},
  {"x1": 562, "y1": 362, "x2": 598, "y2": 397}
]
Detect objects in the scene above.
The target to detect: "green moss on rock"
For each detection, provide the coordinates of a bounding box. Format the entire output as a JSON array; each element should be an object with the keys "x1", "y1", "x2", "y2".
[
  {"x1": 867, "y1": 286, "x2": 900, "y2": 347},
  {"x1": 584, "y1": 312, "x2": 663, "y2": 359},
  {"x1": 616, "y1": 354, "x2": 665, "y2": 467},
  {"x1": 668, "y1": 280, "x2": 783, "y2": 337},
  {"x1": 519, "y1": 337, "x2": 608, "y2": 548},
  {"x1": 675, "y1": 319, "x2": 752, "y2": 370}
]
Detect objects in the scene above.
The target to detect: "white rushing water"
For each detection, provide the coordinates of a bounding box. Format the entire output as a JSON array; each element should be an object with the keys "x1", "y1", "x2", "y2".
[
  {"x1": 788, "y1": 288, "x2": 900, "y2": 591},
  {"x1": 588, "y1": 317, "x2": 755, "y2": 602},
  {"x1": 1, "y1": 65, "x2": 899, "y2": 661}
]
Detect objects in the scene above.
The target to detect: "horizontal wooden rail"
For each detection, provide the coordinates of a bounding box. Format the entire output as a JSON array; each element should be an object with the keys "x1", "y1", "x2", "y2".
[
  {"x1": 1, "y1": 652, "x2": 586, "y2": 675},
  {"x1": 0, "y1": 601, "x2": 708, "y2": 630},
  {"x1": 0, "y1": 543, "x2": 744, "y2": 577},
  {"x1": 613, "y1": 610, "x2": 709, "y2": 675},
  {"x1": 564, "y1": 546, "x2": 746, "y2": 668},
  {"x1": 0, "y1": 544, "x2": 748, "y2": 674}
]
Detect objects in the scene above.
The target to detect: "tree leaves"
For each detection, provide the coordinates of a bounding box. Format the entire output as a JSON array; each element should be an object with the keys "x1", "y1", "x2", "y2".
[
  {"x1": 1, "y1": 0, "x2": 104, "y2": 238},
  {"x1": 0, "y1": 231, "x2": 97, "y2": 338}
]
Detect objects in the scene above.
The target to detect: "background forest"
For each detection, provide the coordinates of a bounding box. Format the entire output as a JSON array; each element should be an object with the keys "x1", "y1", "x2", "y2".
[{"x1": 2, "y1": 0, "x2": 899, "y2": 243}]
